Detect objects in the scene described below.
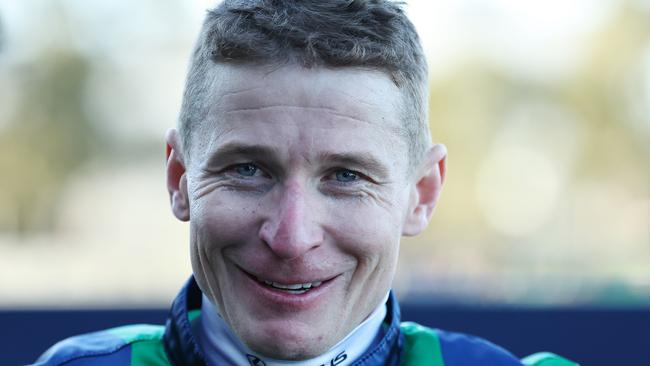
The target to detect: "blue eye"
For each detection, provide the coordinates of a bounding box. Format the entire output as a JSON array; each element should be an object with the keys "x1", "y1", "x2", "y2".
[
  {"x1": 335, "y1": 169, "x2": 358, "y2": 182},
  {"x1": 234, "y1": 164, "x2": 259, "y2": 177}
]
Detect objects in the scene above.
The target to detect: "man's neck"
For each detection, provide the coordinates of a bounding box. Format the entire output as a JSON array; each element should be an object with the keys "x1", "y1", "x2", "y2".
[{"x1": 192, "y1": 293, "x2": 389, "y2": 366}]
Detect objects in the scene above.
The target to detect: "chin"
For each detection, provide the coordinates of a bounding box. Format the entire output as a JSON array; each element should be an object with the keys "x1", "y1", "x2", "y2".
[
  {"x1": 252, "y1": 344, "x2": 315, "y2": 361},
  {"x1": 244, "y1": 325, "x2": 331, "y2": 360}
]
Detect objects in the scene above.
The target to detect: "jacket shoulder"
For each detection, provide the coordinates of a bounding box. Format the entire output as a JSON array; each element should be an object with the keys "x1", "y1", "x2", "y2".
[
  {"x1": 522, "y1": 352, "x2": 579, "y2": 366},
  {"x1": 32, "y1": 324, "x2": 170, "y2": 366},
  {"x1": 400, "y1": 321, "x2": 522, "y2": 366}
]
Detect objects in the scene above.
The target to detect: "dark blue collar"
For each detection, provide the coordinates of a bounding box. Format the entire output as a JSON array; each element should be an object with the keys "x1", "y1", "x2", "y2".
[{"x1": 163, "y1": 276, "x2": 403, "y2": 366}]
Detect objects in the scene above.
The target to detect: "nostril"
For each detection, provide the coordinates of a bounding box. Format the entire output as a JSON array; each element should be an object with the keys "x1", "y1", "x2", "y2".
[{"x1": 258, "y1": 220, "x2": 276, "y2": 246}]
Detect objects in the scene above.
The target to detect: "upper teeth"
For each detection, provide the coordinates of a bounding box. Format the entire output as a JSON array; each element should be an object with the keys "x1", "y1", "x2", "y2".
[{"x1": 260, "y1": 279, "x2": 323, "y2": 290}]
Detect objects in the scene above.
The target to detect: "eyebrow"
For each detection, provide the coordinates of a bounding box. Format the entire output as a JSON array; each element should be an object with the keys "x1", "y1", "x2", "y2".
[{"x1": 204, "y1": 143, "x2": 282, "y2": 169}]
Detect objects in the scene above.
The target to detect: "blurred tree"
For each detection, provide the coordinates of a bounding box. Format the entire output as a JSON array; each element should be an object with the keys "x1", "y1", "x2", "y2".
[
  {"x1": 0, "y1": 49, "x2": 101, "y2": 236},
  {"x1": 0, "y1": 12, "x2": 4, "y2": 53}
]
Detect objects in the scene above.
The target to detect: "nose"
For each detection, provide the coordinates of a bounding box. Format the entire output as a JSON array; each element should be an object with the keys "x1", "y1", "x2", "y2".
[{"x1": 259, "y1": 181, "x2": 324, "y2": 260}]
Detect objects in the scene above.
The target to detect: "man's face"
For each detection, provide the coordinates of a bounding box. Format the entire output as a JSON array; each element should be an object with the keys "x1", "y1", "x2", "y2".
[{"x1": 168, "y1": 64, "x2": 436, "y2": 359}]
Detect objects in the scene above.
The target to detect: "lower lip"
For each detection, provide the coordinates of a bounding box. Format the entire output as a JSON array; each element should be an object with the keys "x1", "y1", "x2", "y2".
[{"x1": 239, "y1": 268, "x2": 337, "y2": 309}]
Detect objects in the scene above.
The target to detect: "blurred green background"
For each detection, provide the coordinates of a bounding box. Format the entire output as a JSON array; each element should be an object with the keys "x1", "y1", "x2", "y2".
[{"x1": 0, "y1": 0, "x2": 648, "y2": 308}]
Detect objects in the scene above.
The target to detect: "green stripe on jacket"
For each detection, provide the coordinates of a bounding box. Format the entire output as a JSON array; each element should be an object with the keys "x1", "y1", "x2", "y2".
[
  {"x1": 108, "y1": 324, "x2": 171, "y2": 366},
  {"x1": 399, "y1": 322, "x2": 445, "y2": 366}
]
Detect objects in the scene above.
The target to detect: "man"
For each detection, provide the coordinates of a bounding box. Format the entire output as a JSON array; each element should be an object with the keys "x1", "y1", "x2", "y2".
[{"x1": 35, "y1": 1, "x2": 576, "y2": 365}]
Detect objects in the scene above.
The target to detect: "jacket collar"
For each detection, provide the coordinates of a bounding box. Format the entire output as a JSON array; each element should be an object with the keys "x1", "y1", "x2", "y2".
[
  {"x1": 163, "y1": 277, "x2": 206, "y2": 366},
  {"x1": 163, "y1": 276, "x2": 403, "y2": 366}
]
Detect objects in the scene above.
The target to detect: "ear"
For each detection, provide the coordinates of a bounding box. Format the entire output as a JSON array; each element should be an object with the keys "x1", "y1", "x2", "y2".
[
  {"x1": 166, "y1": 129, "x2": 190, "y2": 221},
  {"x1": 402, "y1": 144, "x2": 447, "y2": 236}
]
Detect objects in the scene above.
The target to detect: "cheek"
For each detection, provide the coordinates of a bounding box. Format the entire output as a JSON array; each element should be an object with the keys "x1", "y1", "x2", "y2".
[
  {"x1": 189, "y1": 195, "x2": 261, "y2": 299},
  {"x1": 192, "y1": 193, "x2": 259, "y2": 235},
  {"x1": 189, "y1": 194, "x2": 262, "y2": 265},
  {"x1": 327, "y1": 200, "x2": 403, "y2": 262},
  {"x1": 330, "y1": 203, "x2": 401, "y2": 316}
]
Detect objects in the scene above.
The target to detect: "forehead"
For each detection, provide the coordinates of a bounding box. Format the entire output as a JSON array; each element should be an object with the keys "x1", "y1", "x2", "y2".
[
  {"x1": 211, "y1": 64, "x2": 400, "y2": 119},
  {"x1": 206, "y1": 64, "x2": 401, "y2": 126},
  {"x1": 189, "y1": 64, "x2": 408, "y2": 166}
]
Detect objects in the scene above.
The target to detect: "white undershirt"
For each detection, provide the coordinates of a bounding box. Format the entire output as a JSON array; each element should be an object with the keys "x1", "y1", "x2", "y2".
[{"x1": 192, "y1": 293, "x2": 389, "y2": 366}]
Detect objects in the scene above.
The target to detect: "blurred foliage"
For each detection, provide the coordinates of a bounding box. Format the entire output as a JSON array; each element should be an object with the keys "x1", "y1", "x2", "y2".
[
  {"x1": 426, "y1": 2, "x2": 650, "y2": 226},
  {"x1": 396, "y1": 1, "x2": 650, "y2": 304},
  {"x1": 0, "y1": 49, "x2": 101, "y2": 234},
  {"x1": 0, "y1": 13, "x2": 4, "y2": 52}
]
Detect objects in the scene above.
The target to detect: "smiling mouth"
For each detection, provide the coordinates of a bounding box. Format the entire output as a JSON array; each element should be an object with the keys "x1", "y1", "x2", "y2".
[
  {"x1": 256, "y1": 278, "x2": 324, "y2": 294},
  {"x1": 239, "y1": 267, "x2": 329, "y2": 295}
]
